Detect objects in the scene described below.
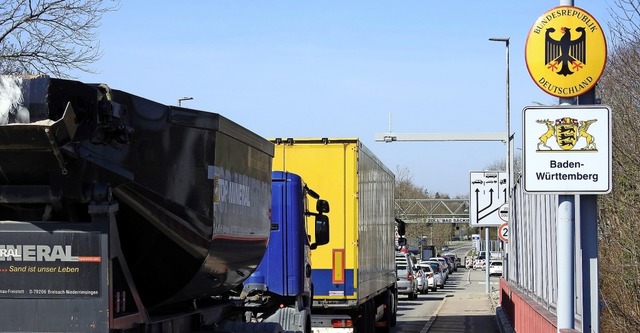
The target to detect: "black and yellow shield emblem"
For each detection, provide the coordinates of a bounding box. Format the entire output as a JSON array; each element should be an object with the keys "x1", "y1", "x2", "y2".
[{"x1": 555, "y1": 117, "x2": 578, "y2": 150}]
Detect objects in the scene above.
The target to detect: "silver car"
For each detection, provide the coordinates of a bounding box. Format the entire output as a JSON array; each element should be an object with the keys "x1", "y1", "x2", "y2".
[
  {"x1": 419, "y1": 260, "x2": 445, "y2": 289},
  {"x1": 414, "y1": 265, "x2": 429, "y2": 294},
  {"x1": 428, "y1": 257, "x2": 450, "y2": 280},
  {"x1": 417, "y1": 264, "x2": 438, "y2": 292},
  {"x1": 395, "y1": 253, "x2": 418, "y2": 299}
]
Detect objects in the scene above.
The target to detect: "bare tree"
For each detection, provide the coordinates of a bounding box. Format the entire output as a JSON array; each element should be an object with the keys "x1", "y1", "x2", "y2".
[
  {"x1": 0, "y1": 0, "x2": 118, "y2": 77},
  {"x1": 394, "y1": 165, "x2": 429, "y2": 199},
  {"x1": 483, "y1": 152, "x2": 523, "y2": 176},
  {"x1": 393, "y1": 166, "x2": 456, "y2": 249},
  {"x1": 597, "y1": 1, "x2": 640, "y2": 332}
]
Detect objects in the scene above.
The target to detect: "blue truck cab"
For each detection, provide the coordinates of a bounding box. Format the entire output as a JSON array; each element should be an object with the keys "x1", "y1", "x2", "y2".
[{"x1": 241, "y1": 171, "x2": 329, "y2": 333}]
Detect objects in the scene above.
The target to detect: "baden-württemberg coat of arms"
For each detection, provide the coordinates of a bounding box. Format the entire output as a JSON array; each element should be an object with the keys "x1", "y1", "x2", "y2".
[
  {"x1": 555, "y1": 117, "x2": 579, "y2": 150},
  {"x1": 536, "y1": 117, "x2": 598, "y2": 151}
]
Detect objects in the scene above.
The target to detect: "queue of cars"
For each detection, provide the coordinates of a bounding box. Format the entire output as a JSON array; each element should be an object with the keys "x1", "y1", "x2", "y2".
[
  {"x1": 395, "y1": 250, "x2": 463, "y2": 299},
  {"x1": 418, "y1": 260, "x2": 445, "y2": 290},
  {"x1": 395, "y1": 246, "x2": 505, "y2": 299}
]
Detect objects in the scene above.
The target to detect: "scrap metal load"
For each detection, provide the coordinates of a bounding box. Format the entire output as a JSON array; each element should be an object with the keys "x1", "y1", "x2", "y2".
[{"x1": 0, "y1": 75, "x2": 274, "y2": 310}]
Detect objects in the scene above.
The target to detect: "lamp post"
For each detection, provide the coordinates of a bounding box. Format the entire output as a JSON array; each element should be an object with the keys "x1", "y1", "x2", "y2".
[
  {"x1": 178, "y1": 97, "x2": 193, "y2": 107},
  {"x1": 490, "y1": 37, "x2": 511, "y2": 290},
  {"x1": 489, "y1": 37, "x2": 511, "y2": 194}
]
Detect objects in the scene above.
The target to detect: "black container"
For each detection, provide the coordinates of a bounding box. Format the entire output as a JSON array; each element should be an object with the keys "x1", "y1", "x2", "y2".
[{"x1": 0, "y1": 76, "x2": 274, "y2": 309}]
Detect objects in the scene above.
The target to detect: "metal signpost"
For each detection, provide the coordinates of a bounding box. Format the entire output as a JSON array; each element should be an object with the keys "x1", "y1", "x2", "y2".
[{"x1": 524, "y1": 2, "x2": 608, "y2": 332}]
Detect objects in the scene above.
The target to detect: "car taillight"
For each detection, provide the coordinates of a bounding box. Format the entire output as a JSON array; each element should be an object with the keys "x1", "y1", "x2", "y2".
[
  {"x1": 407, "y1": 273, "x2": 413, "y2": 281},
  {"x1": 427, "y1": 273, "x2": 433, "y2": 278}
]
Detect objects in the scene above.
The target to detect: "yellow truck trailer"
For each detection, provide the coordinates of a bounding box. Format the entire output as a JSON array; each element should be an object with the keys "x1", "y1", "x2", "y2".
[{"x1": 271, "y1": 138, "x2": 397, "y2": 333}]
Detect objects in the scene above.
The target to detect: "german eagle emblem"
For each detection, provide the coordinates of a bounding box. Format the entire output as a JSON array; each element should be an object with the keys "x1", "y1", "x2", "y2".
[{"x1": 545, "y1": 27, "x2": 586, "y2": 76}]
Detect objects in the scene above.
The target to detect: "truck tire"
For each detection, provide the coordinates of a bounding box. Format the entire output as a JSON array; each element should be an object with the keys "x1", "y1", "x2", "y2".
[
  {"x1": 390, "y1": 290, "x2": 397, "y2": 327},
  {"x1": 355, "y1": 299, "x2": 375, "y2": 333},
  {"x1": 375, "y1": 290, "x2": 393, "y2": 333}
]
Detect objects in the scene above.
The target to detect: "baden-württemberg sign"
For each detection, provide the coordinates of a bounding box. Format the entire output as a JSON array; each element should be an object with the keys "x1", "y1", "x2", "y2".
[
  {"x1": 525, "y1": 6, "x2": 606, "y2": 98},
  {"x1": 523, "y1": 105, "x2": 611, "y2": 194}
]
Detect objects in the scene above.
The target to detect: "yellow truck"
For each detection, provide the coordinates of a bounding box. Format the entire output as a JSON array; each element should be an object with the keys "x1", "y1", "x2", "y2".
[{"x1": 271, "y1": 138, "x2": 398, "y2": 333}]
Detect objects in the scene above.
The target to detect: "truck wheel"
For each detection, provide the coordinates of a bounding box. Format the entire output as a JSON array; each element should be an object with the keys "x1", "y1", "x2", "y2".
[
  {"x1": 390, "y1": 289, "x2": 397, "y2": 327},
  {"x1": 375, "y1": 291, "x2": 393, "y2": 333},
  {"x1": 355, "y1": 299, "x2": 375, "y2": 333}
]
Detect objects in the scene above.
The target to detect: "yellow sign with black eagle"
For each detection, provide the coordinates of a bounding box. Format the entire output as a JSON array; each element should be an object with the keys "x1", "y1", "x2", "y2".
[{"x1": 525, "y1": 6, "x2": 607, "y2": 98}]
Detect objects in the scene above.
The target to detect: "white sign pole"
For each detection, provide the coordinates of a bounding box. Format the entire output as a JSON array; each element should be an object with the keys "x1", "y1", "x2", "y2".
[{"x1": 485, "y1": 227, "x2": 490, "y2": 293}]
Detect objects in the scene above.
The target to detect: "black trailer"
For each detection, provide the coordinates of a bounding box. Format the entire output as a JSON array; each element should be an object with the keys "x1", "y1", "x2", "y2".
[{"x1": 0, "y1": 76, "x2": 276, "y2": 332}]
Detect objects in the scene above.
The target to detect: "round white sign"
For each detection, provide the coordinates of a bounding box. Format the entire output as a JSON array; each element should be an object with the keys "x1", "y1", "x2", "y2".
[
  {"x1": 499, "y1": 203, "x2": 509, "y2": 222},
  {"x1": 498, "y1": 223, "x2": 509, "y2": 243}
]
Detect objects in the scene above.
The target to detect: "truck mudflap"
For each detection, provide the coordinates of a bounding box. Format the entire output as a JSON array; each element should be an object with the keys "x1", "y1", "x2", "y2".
[
  {"x1": 0, "y1": 207, "x2": 111, "y2": 332},
  {"x1": 265, "y1": 306, "x2": 311, "y2": 333}
]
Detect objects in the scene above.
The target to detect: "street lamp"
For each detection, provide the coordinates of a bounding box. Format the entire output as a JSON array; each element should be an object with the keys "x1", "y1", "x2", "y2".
[
  {"x1": 178, "y1": 97, "x2": 193, "y2": 107},
  {"x1": 490, "y1": 36, "x2": 511, "y2": 290},
  {"x1": 489, "y1": 37, "x2": 512, "y2": 195}
]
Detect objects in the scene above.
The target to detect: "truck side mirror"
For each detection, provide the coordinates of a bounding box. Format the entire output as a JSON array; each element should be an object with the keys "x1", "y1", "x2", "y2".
[
  {"x1": 305, "y1": 186, "x2": 320, "y2": 199},
  {"x1": 395, "y1": 218, "x2": 406, "y2": 236},
  {"x1": 311, "y1": 214, "x2": 329, "y2": 249},
  {"x1": 316, "y1": 199, "x2": 330, "y2": 213}
]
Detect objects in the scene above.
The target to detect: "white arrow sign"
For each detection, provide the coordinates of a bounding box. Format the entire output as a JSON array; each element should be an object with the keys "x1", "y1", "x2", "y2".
[{"x1": 469, "y1": 171, "x2": 507, "y2": 226}]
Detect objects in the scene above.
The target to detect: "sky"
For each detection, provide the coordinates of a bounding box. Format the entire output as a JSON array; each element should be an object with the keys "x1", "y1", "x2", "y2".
[{"x1": 69, "y1": 1, "x2": 614, "y2": 197}]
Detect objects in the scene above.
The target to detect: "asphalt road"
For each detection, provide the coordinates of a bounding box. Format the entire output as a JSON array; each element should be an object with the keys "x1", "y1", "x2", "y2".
[
  {"x1": 392, "y1": 242, "x2": 500, "y2": 333},
  {"x1": 392, "y1": 256, "x2": 466, "y2": 333},
  {"x1": 393, "y1": 285, "x2": 445, "y2": 333}
]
